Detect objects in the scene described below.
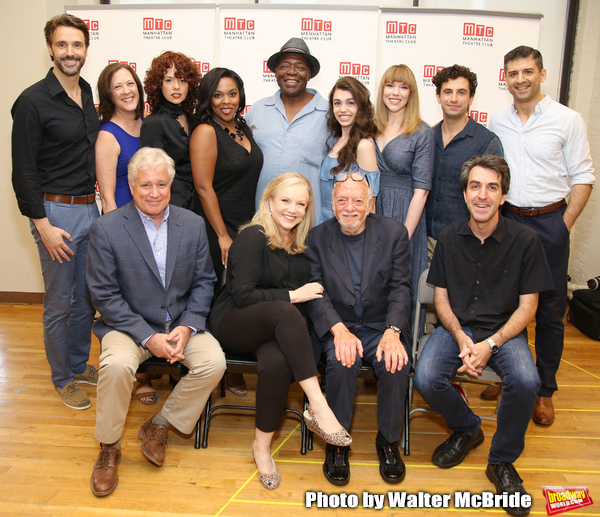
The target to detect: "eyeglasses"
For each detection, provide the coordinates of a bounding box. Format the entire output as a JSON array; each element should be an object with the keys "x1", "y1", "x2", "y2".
[{"x1": 333, "y1": 171, "x2": 369, "y2": 184}]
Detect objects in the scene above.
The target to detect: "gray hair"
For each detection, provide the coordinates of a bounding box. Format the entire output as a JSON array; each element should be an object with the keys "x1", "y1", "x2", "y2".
[{"x1": 128, "y1": 147, "x2": 175, "y2": 184}]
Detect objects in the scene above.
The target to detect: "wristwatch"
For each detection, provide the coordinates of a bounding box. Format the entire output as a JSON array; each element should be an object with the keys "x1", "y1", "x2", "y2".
[
  {"x1": 486, "y1": 337, "x2": 499, "y2": 354},
  {"x1": 386, "y1": 325, "x2": 401, "y2": 334}
]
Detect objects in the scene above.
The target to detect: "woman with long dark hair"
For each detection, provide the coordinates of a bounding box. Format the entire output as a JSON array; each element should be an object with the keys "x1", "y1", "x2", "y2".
[{"x1": 319, "y1": 76, "x2": 379, "y2": 223}]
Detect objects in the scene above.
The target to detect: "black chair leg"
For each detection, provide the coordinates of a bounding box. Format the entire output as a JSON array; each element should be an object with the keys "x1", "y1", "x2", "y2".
[
  {"x1": 201, "y1": 393, "x2": 212, "y2": 448},
  {"x1": 194, "y1": 414, "x2": 202, "y2": 449}
]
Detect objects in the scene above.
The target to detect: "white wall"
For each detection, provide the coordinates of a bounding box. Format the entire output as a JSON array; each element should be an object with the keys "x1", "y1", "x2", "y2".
[
  {"x1": 569, "y1": 0, "x2": 600, "y2": 286},
  {"x1": 2, "y1": 0, "x2": 598, "y2": 294}
]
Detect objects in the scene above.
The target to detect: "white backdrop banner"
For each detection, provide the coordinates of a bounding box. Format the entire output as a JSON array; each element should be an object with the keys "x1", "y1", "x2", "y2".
[{"x1": 69, "y1": 5, "x2": 541, "y2": 126}]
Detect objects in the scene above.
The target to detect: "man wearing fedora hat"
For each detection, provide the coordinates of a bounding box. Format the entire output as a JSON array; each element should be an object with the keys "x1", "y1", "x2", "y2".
[{"x1": 246, "y1": 37, "x2": 329, "y2": 219}]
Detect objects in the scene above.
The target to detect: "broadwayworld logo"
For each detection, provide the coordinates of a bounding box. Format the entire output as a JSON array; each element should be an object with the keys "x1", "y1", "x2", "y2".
[{"x1": 542, "y1": 486, "x2": 593, "y2": 515}]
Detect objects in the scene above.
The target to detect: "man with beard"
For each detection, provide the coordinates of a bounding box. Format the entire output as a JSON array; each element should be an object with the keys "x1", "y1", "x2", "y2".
[{"x1": 11, "y1": 14, "x2": 101, "y2": 410}]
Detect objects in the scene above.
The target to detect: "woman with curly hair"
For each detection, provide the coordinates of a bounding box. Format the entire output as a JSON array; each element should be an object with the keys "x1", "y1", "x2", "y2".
[
  {"x1": 140, "y1": 51, "x2": 201, "y2": 209},
  {"x1": 209, "y1": 173, "x2": 351, "y2": 491},
  {"x1": 374, "y1": 64, "x2": 434, "y2": 338},
  {"x1": 318, "y1": 76, "x2": 379, "y2": 223}
]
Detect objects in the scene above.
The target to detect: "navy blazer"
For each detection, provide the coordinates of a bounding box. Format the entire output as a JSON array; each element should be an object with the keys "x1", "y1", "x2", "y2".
[
  {"x1": 306, "y1": 213, "x2": 412, "y2": 340},
  {"x1": 86, "y1": 201, "x2": 216, "y2": 344}
]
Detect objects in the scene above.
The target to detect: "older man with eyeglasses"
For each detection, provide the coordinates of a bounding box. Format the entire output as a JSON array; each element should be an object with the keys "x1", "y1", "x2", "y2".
[{"x1": 306, "y1": 173, "x2": 412, "y2": 486}]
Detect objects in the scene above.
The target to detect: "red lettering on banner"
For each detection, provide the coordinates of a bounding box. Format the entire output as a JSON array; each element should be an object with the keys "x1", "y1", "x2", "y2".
[
  {"x1": 339, "y1": 62, "x2": 370, "y2": 76},
  {"x1": 386, "y1": 21, "x2": 417, "y2": 35},
  {"x1": 470, "y1": 111, "x2": 488, "y2": 123},
  {"x1": 463, "y1": 22, "x2": 493, "y2": 37},
  {"x1": 499, "y1": 69, "x2": 506, "y2": 81},
  {"x1": 83, "y1": 20, "x2": 99, "y2": 31},
  {"x1": 302, "y1": 18, "x2": 332, "y2": 31},
  {"x1": 224, "y1": 17, "x2": 254, "y2": 31},
  {"x1": 107, "y1": 60, "x2": 136, "y2": 71},
  {"x1": 423, "y1": 65, "x2": 444, "y2": 78},
  {"x1": 143, "y1": 18, "x2": 172, "y2": 31},
  {"x1": 195, "y1": 62, "x2": 210, "y2": 74}
]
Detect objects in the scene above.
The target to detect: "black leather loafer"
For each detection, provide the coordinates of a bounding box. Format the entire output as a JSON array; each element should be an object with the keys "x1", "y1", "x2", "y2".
[
  {"x1": 323, "y1": 444, "x2": 350, "y2": 486},
  {"x1": 432, "y1": 427, "x2": 484, "y2": 468},
  {"x1": 375, "y1": 431, "x2": 405, "y2": 484},
  {"x1": 486, "y1": 463, "x2": 531, "y2": 516}
]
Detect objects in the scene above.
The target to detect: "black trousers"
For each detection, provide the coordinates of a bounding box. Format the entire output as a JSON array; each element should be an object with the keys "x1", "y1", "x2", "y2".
[{"x1": 217, "y1": 300, "x2": 318, "y2": 432}]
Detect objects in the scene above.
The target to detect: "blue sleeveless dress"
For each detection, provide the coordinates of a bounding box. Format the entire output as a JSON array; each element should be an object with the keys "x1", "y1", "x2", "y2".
[{"x1": 99, "y1": 120, "x2": 141, "y2": 208}]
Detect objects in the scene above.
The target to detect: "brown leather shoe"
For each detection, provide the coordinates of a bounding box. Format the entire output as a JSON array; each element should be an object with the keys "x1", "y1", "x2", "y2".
[
  {"x1": 90, "y1": 446, "x2": 121, "y2": 497},
  {"x1": 532, "y1": 397, "x2": 555, "y2": 426},
  {"x1": 480, "y1": 382, "x2": 501, "y2": 400},
  {"x1": 138, "y1": 418, "x2": 168, "y2": 466}
]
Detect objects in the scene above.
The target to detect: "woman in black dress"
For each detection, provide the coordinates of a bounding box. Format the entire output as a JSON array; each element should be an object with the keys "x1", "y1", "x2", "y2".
[
  {"x1": 141, "y1": 51, "x2": 201, "y2": 210},
  {"x1": 209, "y1": 173, "x2": 351, "y2": 490}
]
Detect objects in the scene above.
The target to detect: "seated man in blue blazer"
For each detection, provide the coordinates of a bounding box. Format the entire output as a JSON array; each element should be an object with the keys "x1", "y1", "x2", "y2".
[
  {"x1": 306, "y1": 172, "x2": 412, "y2": 486},
  {"x1": 86, "y1": 147, "x2": 226, "y2": 497}
]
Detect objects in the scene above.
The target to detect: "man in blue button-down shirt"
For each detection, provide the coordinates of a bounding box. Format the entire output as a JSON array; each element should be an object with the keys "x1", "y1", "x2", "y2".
[{"x1": 246, "y1": 37, "x2": 329, "y2": 218}]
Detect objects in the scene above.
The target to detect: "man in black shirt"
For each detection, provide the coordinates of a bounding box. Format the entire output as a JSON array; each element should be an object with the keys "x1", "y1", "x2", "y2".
[
  {"x1": 414, "y1": 155, "x2": 552, "y2": 517},
  {"x1": 11, "y1": 14, "x2": 100, "y2": 410}
]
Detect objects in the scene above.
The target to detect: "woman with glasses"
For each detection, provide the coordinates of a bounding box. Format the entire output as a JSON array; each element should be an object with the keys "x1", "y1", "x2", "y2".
[
  {"x1": 374, "y1": 65, "x2": 434, "y2": 333},
  {"x1": 209, "y1": 173, "x2": 351, "y2": 491},
  {"x1": 319, "y1": 77, "x2": 379, "y2": 224}
]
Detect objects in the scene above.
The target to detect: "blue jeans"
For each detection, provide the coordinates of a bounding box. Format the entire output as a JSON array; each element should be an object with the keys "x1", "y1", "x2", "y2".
[
  {"x1": 323, "y1": 324, "x2": 410, "y2": 443},
  {"x1": 30, "y1": 200, "x2": 99, "y2": 388},
  {"x1": 414, "y1": 326, "x2": 540, "y2": 463}
]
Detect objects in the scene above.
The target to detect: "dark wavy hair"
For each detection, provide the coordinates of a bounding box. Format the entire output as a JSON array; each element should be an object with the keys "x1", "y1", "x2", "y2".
[
  {"x1": 144, "y1": 51, "x2": 201, "y2": 117},
  {"x1": 97, "y1": 63, "x2": 144, "y2": 123},
  {"x1": 44, "y1": 14, "x2": 89, "y2": 48},
  {"x1": 460, "y1": 154, "x2": 510, "y2": 195},
  {"x1": 326, "y1": 77, "x2": 376, "y2": 175},
  {"x1": 194, "y1": 67, "x2": 246, "y2": 125},
  {"x1": 432, "y1": 64, "x2": 478, "y2": 97},
  {"x1": 504, "y1": 45, "x2": 544, "y2": 72}
]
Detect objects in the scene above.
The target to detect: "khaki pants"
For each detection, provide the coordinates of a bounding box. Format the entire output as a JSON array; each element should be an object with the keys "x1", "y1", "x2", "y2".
[{"x1": 95, "y1": 329, "x2": 226, "y2": 444}]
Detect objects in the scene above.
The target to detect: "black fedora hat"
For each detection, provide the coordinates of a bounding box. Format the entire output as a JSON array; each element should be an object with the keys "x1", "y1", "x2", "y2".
[{"x1": 267, "y1": 37, "x2": 320, "y2": 77}]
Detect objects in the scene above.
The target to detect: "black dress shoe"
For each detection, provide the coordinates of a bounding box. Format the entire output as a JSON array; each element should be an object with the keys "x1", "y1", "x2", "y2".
[
  {"x1": 375, "y1": 431, "x2": 405, "y2": 484},
  {"x1": 432, "y1": 427, "x2": 484, "y2": 468},
  {"x1": 486, "y1": 463, "x2": 531, "y2": 516},
  {"x1": 323, "y1": 443, "x2": 350, "y2": 486}
]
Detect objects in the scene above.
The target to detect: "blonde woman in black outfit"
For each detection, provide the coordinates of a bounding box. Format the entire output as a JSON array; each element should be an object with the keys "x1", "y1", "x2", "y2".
[{"x1": 209, "y1": 173, "x2": 351, "y2": 490}]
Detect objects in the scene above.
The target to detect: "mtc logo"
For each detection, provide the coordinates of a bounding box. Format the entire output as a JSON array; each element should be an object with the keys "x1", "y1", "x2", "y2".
[
  {"x1": 499, "y1": 69, "x2": 506, "y2": 82},
  {"x1": 195, "y1": 61, "x2": 210, "y2": 74},
  {"x1": 301, "y1": 18, "x2": 332, "y2": 31},
  {"x1": 143, "y1": 18, "x2": 172, "y2": 30},
  {"x1": 339, "y1": 62, "x2": 370, "y2": 76},
  {"x1": 463, "y1": 23, "x2": 494, "y2": 37},
  {"x1": 470, "y1": 110, "x2": 488, "y2": 123},
  {"x1": 224, "y1": 17, "x2": 255, "y2": 31},
  {"x1": 423, "y1": 65, "x2": 444, "y2": 78},
  {"x1": 83, "y1": 19, "x2": 99, "y2": 31},
  {"x1": 108, "y1": 60, "x2": 137, "y2": 71},
  {"x1": 263, "y1": 61, "x2": 275, "y2": 74},
  {"x1": 385, "y1": 21, "x2": 416, "y2": 35}
]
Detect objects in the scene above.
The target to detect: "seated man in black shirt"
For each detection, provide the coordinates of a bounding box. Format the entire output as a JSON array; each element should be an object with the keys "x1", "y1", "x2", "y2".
[{"x1": 414, "y1": 155, "x2": 552, "y2": 517}]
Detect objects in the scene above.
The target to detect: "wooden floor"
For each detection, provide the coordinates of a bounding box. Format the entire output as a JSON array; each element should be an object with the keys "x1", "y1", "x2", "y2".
[{"x1": 0, "y1": 303, "x2": 598, "y2": 516}]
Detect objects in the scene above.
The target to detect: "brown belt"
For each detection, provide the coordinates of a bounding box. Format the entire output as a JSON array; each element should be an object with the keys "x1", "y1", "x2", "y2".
[
  {"x1": 505, "y1": 199, "x2": 565, "y2": 217},
  {"x1": 42, "y1": 193, "x2": 96, "y2": 204}
]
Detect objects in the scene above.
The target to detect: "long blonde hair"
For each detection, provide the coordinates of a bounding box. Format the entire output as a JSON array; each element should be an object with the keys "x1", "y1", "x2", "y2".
[
  {"x1": 374, "y1": 64, "x2": 422, "y2": 136},
  {"x1": 242, "y1": 173, "x2": 314, "y2": 255}
]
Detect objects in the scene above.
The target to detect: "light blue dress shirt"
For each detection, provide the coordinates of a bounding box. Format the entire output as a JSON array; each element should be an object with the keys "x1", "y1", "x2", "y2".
[{"x1": 246, "y1": 89, "x2": 329, "y2": 220}]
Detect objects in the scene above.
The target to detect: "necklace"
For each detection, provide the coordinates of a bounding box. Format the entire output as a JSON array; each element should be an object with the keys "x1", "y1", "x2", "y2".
[{"x1": 213, "y1": 118, "x2": 244, "y2": 140}]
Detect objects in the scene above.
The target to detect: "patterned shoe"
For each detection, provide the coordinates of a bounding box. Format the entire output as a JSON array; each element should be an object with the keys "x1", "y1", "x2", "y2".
[
  {"x1": 252, "y1": 442, "x2": 280, "y2": 490},
  {"x1": 304, "y1": 405, "x2": 352, "y2": 446}
]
